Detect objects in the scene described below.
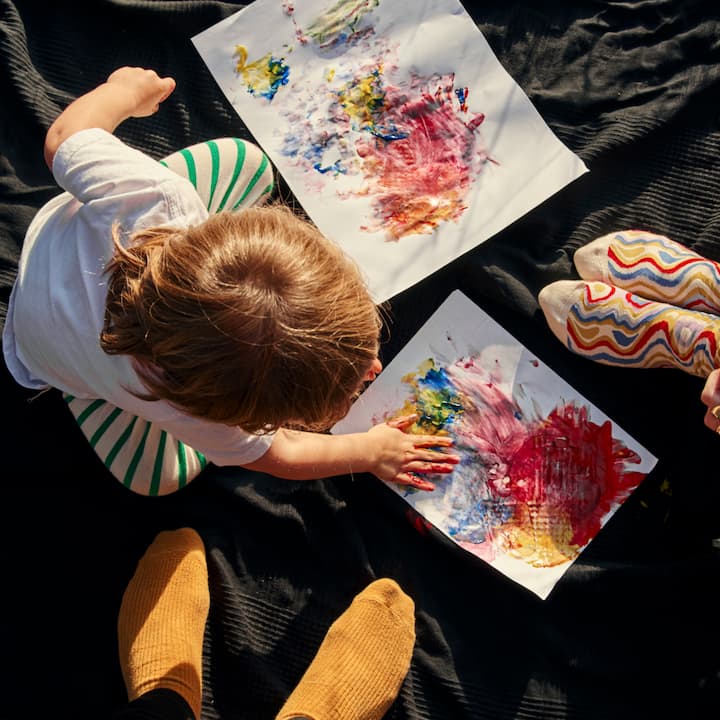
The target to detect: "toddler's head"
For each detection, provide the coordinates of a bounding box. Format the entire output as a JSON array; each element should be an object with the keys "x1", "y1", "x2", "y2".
[{"x1": 101, "y1": 205, "x2": 382, "y2": 432}]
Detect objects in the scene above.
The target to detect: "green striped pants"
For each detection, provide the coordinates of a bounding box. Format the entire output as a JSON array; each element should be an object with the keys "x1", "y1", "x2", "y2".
[{"x1": 64, "y1": 138, "x2": 274, "y2": 496}]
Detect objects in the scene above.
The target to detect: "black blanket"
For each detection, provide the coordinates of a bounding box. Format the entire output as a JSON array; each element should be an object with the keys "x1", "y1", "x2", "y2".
[{"x1": 2, "y1": 2, "x2": 720, "y2": 719}]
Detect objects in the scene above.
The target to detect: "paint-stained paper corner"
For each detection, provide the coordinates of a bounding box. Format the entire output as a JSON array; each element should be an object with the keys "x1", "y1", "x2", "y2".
[
  {"x1": 192, "y1": 0, "x2": 589, "y2": 302},
  {"x1": 333, "y1": 291, "x2": 658, "y2": 600}
]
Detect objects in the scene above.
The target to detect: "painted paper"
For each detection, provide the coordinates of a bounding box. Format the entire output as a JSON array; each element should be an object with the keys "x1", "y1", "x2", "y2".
[
  {"x1": 333, "y1": 291, "x2": 657, "y2": 599},
  {"x1": 192, "y1": 0, "x2": 589, "y2": 302}
]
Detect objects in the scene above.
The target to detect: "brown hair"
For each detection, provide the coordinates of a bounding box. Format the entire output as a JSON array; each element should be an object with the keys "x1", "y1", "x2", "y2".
[{"x1": 100, "y1": 205, "x2": 382, "y2": 433}]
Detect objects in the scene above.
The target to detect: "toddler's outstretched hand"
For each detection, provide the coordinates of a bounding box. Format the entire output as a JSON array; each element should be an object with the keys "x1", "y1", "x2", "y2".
[
  {"x1": 44, "y1": 65, "x2": 177, "y2": 169},
  {"x1": 367, "y1": 414, "x2": 459, "y2": 491},
  {"x1": 106, "y1": 66, "x2": 176, "y2": 118}
]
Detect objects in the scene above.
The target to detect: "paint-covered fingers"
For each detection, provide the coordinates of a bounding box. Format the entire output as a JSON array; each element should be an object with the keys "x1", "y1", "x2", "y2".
[
  {"x1": 386, "y1": 413, "x2": 419, "y2": 430},
  {"x1": 391, "y1": 448, "x2": 459, "y2": 492},
  {"x1": 402, "y1": 437, "x2": 459, "y2": 474},
  {"x1": 384, "y1": 417, "x2": 455, "y2": 452},
  {"x1": 393, "y1": 473, "x2": 436, "y2": 492},
  {"x1": 403, "y1": 459, "x2": 456, "y2": 475},
  {"x1": 366, "y1": 421, "x2": 457, "y2": 490},
  {"x1": 701, "y1": 369, "x2": 720, "y2": 435},
  {"x1": 405, "y1": 446, "x2": 459, "y2": 466},
  {"x1": 409, "y1": 434, "x2": 454, "y2": 449}
]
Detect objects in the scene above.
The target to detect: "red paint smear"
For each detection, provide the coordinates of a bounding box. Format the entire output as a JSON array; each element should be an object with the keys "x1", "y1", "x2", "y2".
[
  {"x1": 462, "y1": 384, "x2": 527, "y2": 463},
  {"x1": 449, "y1": 364, "x2": 529, "y2": 466},
  {"x1": 506, "y1": 403, "x2": 643, "y2": 547},
  {"x1": 406, "y1": 508, "x2": 433, "y2": 536},
  {"x1": 356, "y1": 77, "x2": 491, "y2": 239}
]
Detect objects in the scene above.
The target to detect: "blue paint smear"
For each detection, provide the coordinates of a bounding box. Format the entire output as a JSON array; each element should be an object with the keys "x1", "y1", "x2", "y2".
[
  {"x1": 419, "y1": 366, "x2": 452, "y2": 389},
  {"x1": 247, "y1": 57, "x2": 290, "y2": 102},
  {"x1": 455, "y1": 87, "x2": 468, "y2": 108},
  {"x1": 313, "y1": 160, "x2": 347, "y2": 175},
  {"x1": 368, "y1": 123, "x2": 408, "y2": 141}
]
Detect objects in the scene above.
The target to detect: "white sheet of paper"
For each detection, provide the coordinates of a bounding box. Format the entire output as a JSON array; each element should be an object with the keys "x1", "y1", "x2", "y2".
[
  {"x1": 333, "y1": 291, "x2": 657, "y2": 599},
  {"x1": 192, "y1": 0, "x2": 588, "y2": 302}
]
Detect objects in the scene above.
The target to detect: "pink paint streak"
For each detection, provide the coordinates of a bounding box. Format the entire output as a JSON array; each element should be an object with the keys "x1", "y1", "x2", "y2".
[
  {"x1": 357, "y1": 74, "x2": 493, "y2": 239},
  {"x1": 506, "y1": 404, "x2": 644, "y2": 548}
]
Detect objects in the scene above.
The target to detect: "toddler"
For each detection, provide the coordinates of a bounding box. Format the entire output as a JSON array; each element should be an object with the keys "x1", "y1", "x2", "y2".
[{"x1": 2, "y1": 66, "x2": 458, "y2": 495}]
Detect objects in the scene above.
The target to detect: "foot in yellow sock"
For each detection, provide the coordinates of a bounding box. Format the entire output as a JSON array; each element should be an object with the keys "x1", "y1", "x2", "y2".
[
  {"x1": 118, "y1": 528, "x2": 209, "y2": 720},
  {"x1": 276, "y1": 578, "x2": 415, "y2": 720},
  {"x1": 538, "y1": 279, "x2": 720, "y2": 377},
  {"x1": 574, "y1": 229, "x2": 720, "y2": 314}
]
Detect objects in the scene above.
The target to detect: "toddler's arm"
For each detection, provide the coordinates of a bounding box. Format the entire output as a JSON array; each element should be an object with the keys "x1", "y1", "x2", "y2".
[
  {"x1": 44, "y1": 66, "x2": 176, "y2": 169},
  {"x1": 244, "y1": 415, "x2": 459, "y2": 491}
]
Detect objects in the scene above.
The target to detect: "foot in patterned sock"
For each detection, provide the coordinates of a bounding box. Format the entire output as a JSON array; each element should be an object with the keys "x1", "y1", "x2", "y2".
[
  {"x1": 538, "y1": 279, "x2": 720, "y2": 377},
  {"x1": 573, "y1": 230, "x2": 720, "y2": 314},
  {"x1": 118, "y1": 528, "x2": 209, "y2": 720},
  {"x1": 275, "y1": 578, "x2": 415, "y2": 720}
]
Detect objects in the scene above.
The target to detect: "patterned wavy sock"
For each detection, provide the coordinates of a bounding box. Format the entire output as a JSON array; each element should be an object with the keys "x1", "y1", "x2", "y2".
[
  {"x1": 275, "y1": 578, "x2": 415, "y2": 720},
  {"x1": 574, "y1": 229, "x2": 720, "y2": 314},
  {"x1": 118, "y1": 529, "x2": 209, "y2": 720},
  {"x1": 538, "y1": 280, "x2": 720, "y2": 377}
]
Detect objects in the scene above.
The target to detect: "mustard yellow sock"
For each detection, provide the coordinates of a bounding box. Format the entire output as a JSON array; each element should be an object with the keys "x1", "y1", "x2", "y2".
[
  {"x1": 118, "y1": 528, "x2": 209, "y2": 720},
  {"x1": 276, "y1": 578, "x2": 415, "y2": 720}
]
